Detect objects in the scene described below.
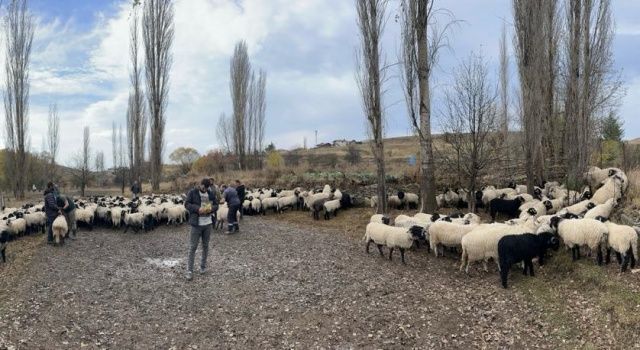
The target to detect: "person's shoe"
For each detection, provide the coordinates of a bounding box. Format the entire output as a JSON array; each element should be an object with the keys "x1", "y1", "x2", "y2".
[
  {"x1": 46, "y1": 240, "x2": 54, "y2": 245},
  {"x1": 226, "y1": 225, "x2": 234, "y2": 234},
  {"x1": 199, "y1": 268, "x2": 206, "y2": 275},
  {"x1": 234, "y1": 224, "x2": 239, "y2": 233},
  {"x1": 186, "y1": 271, "x2": 193, "y2": 281}
]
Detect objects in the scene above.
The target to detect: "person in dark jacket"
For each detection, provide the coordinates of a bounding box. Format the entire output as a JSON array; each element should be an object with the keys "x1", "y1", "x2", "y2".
[
  {"x1": 235, "y1": 180, "x2": 246, "y2": 202},
  {"x1": 56, "y1": 195, "x2": 77, "y2": 239},
  {"x1": 43, "y1": 182, "x2": 61, "y2": 244},
  {"x1": 184, "y1": 178, "x2": 218, "y2": 281},
  {"x1": 222, "y1": 184, "x2": 241, "y2": 234},
  {"x1": 130, "y1": 180, "x2": 141, "y2": 199}
]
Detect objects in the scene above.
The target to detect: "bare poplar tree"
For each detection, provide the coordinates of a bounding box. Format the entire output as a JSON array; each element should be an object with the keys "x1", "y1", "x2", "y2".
[
  {"x1": 112, "y1": 121, "x2": 119, "y2": 171},
  {"x1": 564, "y1": 0, "x2": 621, "y2": 185},
  {"x1": 230, "y1": 41, "x2": 251, "y2": 170},
  {"x1": 253, "y1": 70, "x2": 267, "y2": 168},
  {"x1": 440, "y1": 53, "x2": 500, "y2": 212},
  {"x1": 143, "y1": 0, "x2": 174, "y2": 191},
  {"x1": 498, "y1": 23, "x2": 510, "y2": 178},
  {"x1": 356, "y1": 0, "x2": 388, "y2": 214},
  {"x1": 70, "y1": 126, "x2": 91, "y2": 197},
  {"x1": 128, "y1": 4, "x2": 146, "y2": 184},
  {"x1": 513, "y1": 0, "x2": 548, "y2": 193},
  {"x1": 3, "y1": 0, "x2": 34, "y2": 199},
  {"x1": 47, "y1": 102, "x2": 60, "y2": 180},
  {"x1": 118, "y1": 124, "x2": 126, "y2": 194},
  {"x1": 400, "y1": 0, "x2": 452, "y2": 212},
  {"x1": 216, "y1": 113, "x2": 232, "y2": 154},
  {"x1": 95, "y1": 151, "x2": 105, "y2": 186}
]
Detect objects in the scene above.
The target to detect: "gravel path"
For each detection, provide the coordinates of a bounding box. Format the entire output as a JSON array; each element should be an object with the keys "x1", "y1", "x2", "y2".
[{"x1": 0, "y1": 217, "x2": 631, "y2": 349}]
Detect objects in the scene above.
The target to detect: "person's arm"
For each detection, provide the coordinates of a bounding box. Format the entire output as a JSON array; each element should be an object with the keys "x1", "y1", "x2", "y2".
[
  {"x1": 184, "y1": 190, "x2": 200, "y2": 214},
  {"x1": 63, "y1": 199, "x2": 69, "y2": 210}
]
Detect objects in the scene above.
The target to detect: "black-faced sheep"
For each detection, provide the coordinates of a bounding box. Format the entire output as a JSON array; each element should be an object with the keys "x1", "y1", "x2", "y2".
[
  {"x1": 52, "y1": 215, "x2": 68, "y2": 245},
  {"x1": 0, "y1": 230, "x2": 9, "y2": 263},
  {"x1": 323, "y1": 199, "x2": 341, "y2": 220},
  {"x1": 498, "y1": 232, "x2": 560, "y2": 288},
  {"x1": 550, "y1": 216, "x2": 608, "y2": 265}
]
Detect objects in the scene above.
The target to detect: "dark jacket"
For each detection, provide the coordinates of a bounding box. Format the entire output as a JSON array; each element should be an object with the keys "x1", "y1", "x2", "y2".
[
  {"x1": 44, "y1": 189, "x2": 60, "y2": 219},
  {"x1": 223, "y1": 187, "x2": 241, "y2": 207},
  {"x1": 236, "y1": 184, "x2": 246, "y2": 202},
  {"x1": 131, "y1": 183, "x2": 141, "y2": 194},
  {"x1": 185, "y1": 187, "x2": 218, "y2": 226},
  {"x1": 56, "y1": 195, "x2": 76, "y2": 214}
]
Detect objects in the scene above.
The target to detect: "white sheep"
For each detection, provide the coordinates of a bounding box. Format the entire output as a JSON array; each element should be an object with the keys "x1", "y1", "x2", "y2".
[
  {"x1": 277, "y1": 195, "x2": 298, "y2": 213},
  {"x1": 7, "y1": 218, "x2": 26, "y2": 237},
  {"x1": 404, "y1": 192, "x2": 419, "y2": 209},
  {"x1": 583, "y1": 198, "x2": 617, "y2": 220},
  {"x1": 52, "y1": 215, "x2": 68, "y2": 244},
  {"x1": 166, "y1": 206, "x2": 186, "y2": 225},
  {"x1": 124, "y1": 212, "x2": 146, "y2": 232},
  {"x1": 604, "y1": 221, "x2": 638, "y2": 271},
  {"x1": 429, "y1": 221, "x2": 477, "y2": 257},
  {"x1": 333, "y1": 189, "x2": 343, "y2": 201},
  {"x1": 370, "y1": 214, "x2": 390, "y2": 225},
  {"x1": 591, "y1": 175, "x2": 624, "y2": 205},
  {"x1": 386, "y1": 225, "x2": 425, "y2": 263},
  {"x1": 216, "y1": 205, "x2": 229, "y2": 230},
  {"x1": 460, "y1": 218, "x2": 539, "y2": 273},
  {"x1": 261, "y1": 197, "x2": 279, "y2": 214},
  {"x1": 323, "y1": 199, "x2": 341, "y2": 219},
  {"x1": 550, "y1": 217, "x2": 608, "y2": 264},
  {"x1": 322, "y1": 184, "x2": 332, "y2": 195},
  {"x1": 515, "y1": 185, "x2": 528, "y2": 194},
  {"x1": 251, "y1": 198, "x2": 262, "y2": 214},
  {"x1": 557, "y1": 200, "x2": 595, "y2": 217},
  {"x1": 388, "y1": 195, "x2": 403, "y2": 209}
]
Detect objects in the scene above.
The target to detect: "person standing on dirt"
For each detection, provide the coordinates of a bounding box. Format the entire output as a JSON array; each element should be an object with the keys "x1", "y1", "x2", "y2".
[
  {"x1": 43, "y1": 182, "x2": 61, "y2": 245},
  {"x1": 222, "y1": 184, "x2": 241, "y2": 234},
  {"x1": 235, "y1": 180, "x2": 246, "y2": 202},
  {"x1": 56, "y1": 195, "x2": 77, "y2": 240},
  {"x1": 131, "y1": 180, "x2": 141, "y2": 200},
  {"x1": 184, "y1": 178, "x2": 218, "y2": 281}
]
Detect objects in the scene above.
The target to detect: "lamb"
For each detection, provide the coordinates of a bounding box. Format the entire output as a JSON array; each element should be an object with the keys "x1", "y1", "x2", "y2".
[
  {"x1": 489, "y1": 196, "x2": 525, "y2": 221},
  {"x1": 497, "y1": 232, "x2": 560, "y2": 288},
  {"x1": 549, "y1": 216, "x2": 608, "y2": 264},
  {"x1": 602, "y1": 221, "x2": 638, "y2": 272},
  {"x1": 591, "y1": 175, "x2": 624, "y2": 205},
  {"x1": 52, "y1": 215, "x2": 68, "y2": 245},
  {"x1": 429, "y1": 221, "x2": 478, "y2": 257},
  {"x1": 216, "y1": 205, "x2": 229, "y2": 230},
  {"x1": 311, "y1": 197, "x2": 330, "y2": 220},
  {"x1": 583, "y1": 198, "x2": 617, "y2": 220},
  {"x1": 460, "y1": 217, "x2": 539, "y2": 273},
  {"x1": 370, "y1": 214, "x2": 390, "y2": 225},
  {"x1": 323, "y1": 199, "x2": 341, "y2": 220}
]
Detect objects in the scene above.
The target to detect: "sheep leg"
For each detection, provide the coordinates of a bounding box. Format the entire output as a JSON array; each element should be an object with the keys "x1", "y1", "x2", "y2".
[
  {"x1": 571, "y1": 246, "x2": 578, "y2": 261},
  {"x1": 500, "y1": 262, "x2": 509, "y2": 288},
  {"x1": 538, "y1": 253, "x2": 545, "y2": 266},
  {"x1": 527, "y1": 260, "x2": 535, "y2": 277},
  {"x1": 605, "y1": 248, "x2": 611, "y2": 264},
  {"x1": 1, "y1": 248, "x2": 5, "y2": 263},
  {"x1": 376, "y1": 244, "x2": 384, "y2": 257},
  {"x1": 615, "y1": 252, "x2": 623, "y2": 265},
  {"x1": 400, "y1": 248, "x2": 406, "y2": 265},
  {"x1": 621, "y1": 254, "x2": 630, "y2": 273},
  {"x1": 630, "y1": 249, "x2": 636, "y2": 269},
  {"x1": 483, "y1": 259, "x2": 489, "y2": 273},
  {"x1": 596, "y1": 244, "x2": 603, "y2": 266},
  {"x1": 366, "y1": 240, "x2": 371, "y2": 254},
  {"x1": 522, "y1": 261, "x2": 528, "y2": 275},
  {"x1": 388, "y1": 248, "x2": 394, "y2": 261}
]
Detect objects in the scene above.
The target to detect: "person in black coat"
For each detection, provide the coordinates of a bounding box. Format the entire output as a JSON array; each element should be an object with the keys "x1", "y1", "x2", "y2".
[{"x1": 183, "y1": 178, "x2": 218, "y2": 281}]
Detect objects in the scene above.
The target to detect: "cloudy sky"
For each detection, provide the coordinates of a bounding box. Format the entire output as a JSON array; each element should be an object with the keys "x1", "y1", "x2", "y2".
[{"x1": 2, "y1": 0, "x2": 639, "y2": 167}]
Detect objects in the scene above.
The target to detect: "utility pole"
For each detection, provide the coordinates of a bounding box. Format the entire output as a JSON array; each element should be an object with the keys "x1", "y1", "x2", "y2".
[{"x1": 315, "y1": 130, "x2": 318, "y2": 146}]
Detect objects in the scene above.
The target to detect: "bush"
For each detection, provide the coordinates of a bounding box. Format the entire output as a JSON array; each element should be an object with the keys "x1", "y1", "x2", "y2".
[
  {"x1": 266, "y1": 151, "x2": 284, "y2": 169},
  {"x1": 344, "y1": 144, "x2": 362, "y2": 165}
]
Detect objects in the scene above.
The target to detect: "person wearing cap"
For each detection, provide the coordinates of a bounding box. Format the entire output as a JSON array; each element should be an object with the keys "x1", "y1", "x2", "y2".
[
  {"x1": 221, "y1": 183, "x2": 241, "y2": 234},
  {"x1": 184, "y1": 178, "x2": 218, "y2": 281}
]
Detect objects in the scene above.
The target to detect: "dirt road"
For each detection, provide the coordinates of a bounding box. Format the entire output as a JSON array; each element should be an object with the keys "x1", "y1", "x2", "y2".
[{"x1": 1, "y1": 215, "x2": 638, "y2": 349}]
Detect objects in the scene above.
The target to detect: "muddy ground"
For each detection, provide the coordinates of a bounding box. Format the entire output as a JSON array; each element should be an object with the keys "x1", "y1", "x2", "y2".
[{"x1": 1, "y1": 210, "x2": 640, "y2": 349}]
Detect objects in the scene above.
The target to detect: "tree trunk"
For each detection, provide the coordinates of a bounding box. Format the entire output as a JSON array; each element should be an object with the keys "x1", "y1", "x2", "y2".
[
  {"x1": 417, "y1": 23, "x2": 437, "y2": 213},
  {"x1": 375, "y1": 139, "x2": 387, "y2": 215}
]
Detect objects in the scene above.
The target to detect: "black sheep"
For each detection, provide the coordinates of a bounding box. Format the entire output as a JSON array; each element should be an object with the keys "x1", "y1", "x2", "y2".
[
  {"x1": 339, "y1": 193, "x2": 353, "y2": 209},
  {"x1": 498, "y1": 232, "x2": 560, "y2": 288},
  {"x1": 489, "y1": 196, "x2": 525, "y2": 221}
]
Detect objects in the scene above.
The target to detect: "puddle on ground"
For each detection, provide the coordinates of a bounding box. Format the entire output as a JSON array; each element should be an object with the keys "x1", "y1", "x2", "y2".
[{"x1": 145, "y1": 258, "x2": 182, "y2": 268}]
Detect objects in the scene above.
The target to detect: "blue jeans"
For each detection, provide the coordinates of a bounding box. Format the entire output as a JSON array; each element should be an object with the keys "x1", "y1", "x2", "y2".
[{"x1": 227, "y1": 204, "x2": 241, "y2": 226}]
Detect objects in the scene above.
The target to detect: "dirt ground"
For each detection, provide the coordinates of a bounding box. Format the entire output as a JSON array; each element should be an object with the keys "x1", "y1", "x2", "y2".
[{"x1": 1, "y1": 210, "x2": 640, "y2": 349}]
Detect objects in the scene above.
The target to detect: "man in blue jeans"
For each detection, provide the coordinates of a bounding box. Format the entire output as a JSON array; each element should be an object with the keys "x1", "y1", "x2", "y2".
[
  {"x1": 184, "y1": 178, "x2": 218, "y2": 281},
  {"x1": 222, "y1": 184, "x2": 241, "y2": 234}
]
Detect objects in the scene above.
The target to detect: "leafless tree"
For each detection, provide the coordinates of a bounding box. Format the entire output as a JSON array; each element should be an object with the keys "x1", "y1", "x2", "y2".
[
  {"x1": 252, "y1": 69, "x2": 267, "y2": 168},
  {"x1": 127, "y1": 5, "x2": 146, "y2": 184},
  {"x1": 399, "y1": 0, "x2": 456, "y2": 212},
  {"x1": 216, "y1": 113, "x2": 232, "y2": 154},
  {"x1": 46, "y1": 102, "x2": 60, "y2": 180},
  {"x1": 70, "y1": 126, "x2": 91, "y2": 197},
  {"x1": 498, "y1": 23, "x2": 510, "y2": 178},
  {"x1": 563, "y1": 0, "x2": 621, "y2": 185},
  {"x1": 3, "y1": 0, "x2": 34, "y2": 199},
  {"x1": 143, "y1": 0, "x2": 174, "y2": 191},
  {"x1": 513, "y1": 0, "x2": 549, "y2": 193},
  {"x1": 230, "y1": 40, "x2": 251, "y2": 170},
  {"x1": 440, "y1": 53, "x2": 500, "y2": 212},
  {"x1": 112, "y1": 121, "x2": 119, "y2": 171},
  {"x1": 95, "y1": 151, "x2": 105, "y2": 186},
  {"x1": 356, "y1": 0, "x2": 388, "y2": 214}
]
